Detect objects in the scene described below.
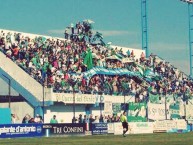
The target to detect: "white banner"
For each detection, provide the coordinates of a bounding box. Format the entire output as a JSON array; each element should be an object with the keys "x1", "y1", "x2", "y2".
[
  {"x1": 153, "y1": 119, "x2": 187, "y2": 132},
  {"x1": 176, "y1": 119, "x2": 187, "y2": 130},
  {"x1": 153, "y1": 120, "x2": 167, "y2": 131},
  {"x1": 148, "y1": 102, "x2": 166, "y2": 120},
  {"x1": 53, "y1": 93, "x2": 136, "y2": 104},
  {"x1": 107, "y1": 123, "x2": 114, "y2": 134},
  {"x1": 128, "y1": 122, "x2": 153, "y2": 134},
  {"x1": 53, "y1": 93, "x2": 96, "y2": 104},
  {"x1": 113, "y1": 122, "x2": 153, "y2": 135},
  {"x1": 165, "y1": 120, "x2": 177, "y2": 131},
  {"x1": 186, "y1": 104, "x2": 193, "y2": 120},
  {"x1": 104, "y1": 101, "x2": 112, "y2": 115},
  {"x1": 113, "y1": 123, "x2": 123, "y2": 135},
  {"x1": 113, "y1": 122, "x2": 129, "y2": 135}
]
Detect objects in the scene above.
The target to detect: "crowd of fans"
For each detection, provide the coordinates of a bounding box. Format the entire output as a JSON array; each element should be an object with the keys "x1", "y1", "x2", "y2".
[
  {"x1": 11, "y1": 113, "x2": 121, "y2": 124},
  {"x1": 0, "y1": 20, "x2": 193, "y2": 105},
  {"x1": 11, "y1": 113, "x2": 43, "y2": 124},
  {"x1": 77, "y1": 114, "x2": 121, "y2": 123}
]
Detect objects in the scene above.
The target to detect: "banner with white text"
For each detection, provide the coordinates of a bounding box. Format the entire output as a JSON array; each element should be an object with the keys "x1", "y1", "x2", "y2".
[
  {"x1": 148, "y1": 102, "x2": 166, "y2": 120},
  {"x1": 0, "y1": 124, "x2": 43, "y2": 138}
]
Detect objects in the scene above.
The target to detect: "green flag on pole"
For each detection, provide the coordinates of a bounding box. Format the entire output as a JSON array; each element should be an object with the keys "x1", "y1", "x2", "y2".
[
  {"x1": 149, "y1": 93, "x2": 160, "y2": 104},
  {"x1": 83, "y1": 48, "x2": 93, "y2": 70}
]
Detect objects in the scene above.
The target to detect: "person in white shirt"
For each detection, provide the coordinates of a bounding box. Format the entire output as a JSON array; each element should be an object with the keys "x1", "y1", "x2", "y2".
[{"x1": 11, "y1": 114, "x2": 19, "y2": 124}]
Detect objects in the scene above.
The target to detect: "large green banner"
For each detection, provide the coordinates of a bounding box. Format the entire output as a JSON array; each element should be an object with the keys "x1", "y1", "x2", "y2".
[
  {"x1": 169, "y1": 104, "x2": 181, "y2": 119},
  {"x1": 149, "y1": 93, "x2": 160, "y2": 104},
  {"x1": 128, "y1": 102, "x2": 147, "y2": 122}
]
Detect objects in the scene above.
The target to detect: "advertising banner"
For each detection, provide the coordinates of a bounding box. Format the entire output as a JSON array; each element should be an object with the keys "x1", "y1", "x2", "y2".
[
  {"x1": 128, "y1": 122, "x2": 153, "y2": 134},
  {"x1": 153, "y1": 120, "x2": 187, "y2": 133},
  {"x1": 148, "y1": 102, "x2": 166, "y2": 120},
  {"x1": 153, "y1": 120, "x2": 167, "y2": 132},
  {"x1": 176, "y1": 119, "x2": 187, "y2": 130},
  {"x1": 107, "y1": 123, "x2": 114, "y2": 134},
  {"x1": 92, "y1": 123, "x2": 108, "y2": 135},
  {"x1": 54, "y1": 93, "x2": 96, "y2": 104},
  {"x1": 43, "y1": 123, "x2": 86, "y2": 135},
  {"x1": 113, "y1": 122, "x2": 153, "y2": 135},
  {"x1": 128, "y1": 102, "x2": 147, "y2": 122},
  {"x1": 165, "y1": 120, "x2": 177, "y2": 132},
  {"x1": 0, "y1": 124, "x2": 43, "y2": 138},
  {"x1": 113, "y1": 122, "x2": 129, "y2": 135}
]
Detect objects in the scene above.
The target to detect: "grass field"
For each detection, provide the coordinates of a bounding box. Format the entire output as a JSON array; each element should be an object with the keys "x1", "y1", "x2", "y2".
[{"x1": 0, "y1": 133, "x2": 193, "y2": 145}]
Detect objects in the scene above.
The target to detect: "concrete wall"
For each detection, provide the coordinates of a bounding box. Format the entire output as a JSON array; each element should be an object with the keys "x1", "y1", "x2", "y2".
[
  {"x1": 0, "y1": 51, "x2": 52, "y2": 106},
  {"x1": 0, "y1": 102, "x2": 34, "y2": 123}
]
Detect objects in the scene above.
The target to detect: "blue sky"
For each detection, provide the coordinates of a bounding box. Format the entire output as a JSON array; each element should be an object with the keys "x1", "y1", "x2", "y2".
[{"x1": 0, "y1": 0, "x2": 192, "y2": 95}]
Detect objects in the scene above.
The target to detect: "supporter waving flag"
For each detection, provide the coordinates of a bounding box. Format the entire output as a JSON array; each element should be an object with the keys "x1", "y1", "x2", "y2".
[{"x1": 135, "y1": 63, "x2": 145, "y2": 77}]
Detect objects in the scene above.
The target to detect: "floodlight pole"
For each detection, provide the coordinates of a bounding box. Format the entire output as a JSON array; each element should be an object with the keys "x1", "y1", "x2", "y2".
[
  {"x1": 42, "y1": 79, "x2": 45, "y2": 122},
  {"x1": 68, "y1": 78, "x2": 77, "y2": 123},
  {"x1": 73, "y1": 87, "x2": 75, "y2": 123},
  {"x1": 100, "y1": 94, "x2": 102, "y2": 116},
  {"x1": 180, "y1": 0, "x2": 193, "y2": 77},
  {"x1": 141, "y1": 0, "x2": 149, "y2": 57},
  {"x1": 123, "y1": 89, "x2": 126, "y2": 111},
  {"x1": 188, "y1": 3, "x2": 193, "y2": 77}
]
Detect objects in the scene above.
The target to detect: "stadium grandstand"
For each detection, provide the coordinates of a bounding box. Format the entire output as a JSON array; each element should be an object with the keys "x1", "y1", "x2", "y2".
[{"x1": 0, "y1": 19, "x2": 193, "y2": 126}]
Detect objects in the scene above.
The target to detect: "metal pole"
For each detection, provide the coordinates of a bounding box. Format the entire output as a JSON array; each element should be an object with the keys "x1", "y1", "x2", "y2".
[
  {"x1": 8, "y1": 78, "x2": 11, "y2": 108},
  {"x1": 144, "y1": 0, "x2": 149, "y2": 57},
  {"x1": 141, "y1": 0, "x2": 149, "y2": 57},
  {"x1": 124, "y1": 91, "x2": 126, "y2": 111},
  {"x1": 141, "y1": 0, "x2": 144, "y2": 52},
  {"x1": 165, "y1": 95, "x2": 167, "y2": 120},
  {"x1": 188, "y1": 3, "x2": 193, "y2": 77},
  {"x1": 180, "y1": 1, "x2": 193, "y2": 76},
  {"x1": 42, "y1": 81, "x2": 45, "y2": 121},
  {"x1": 73, "y1": 87, "x2": 75, "y2": 123},
  {"x1": 100, "y1": 95, "x2": 102, "y2": 116},
  {"x1": 184, "y1": 101, "x2": 187, "y2": 119}
]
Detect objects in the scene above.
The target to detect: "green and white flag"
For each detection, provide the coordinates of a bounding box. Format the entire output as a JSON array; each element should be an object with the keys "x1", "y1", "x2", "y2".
[
  {"x1": 83, "y1": 48, "x2": 93, "y2": 70},
  {"x1": 128, "y1": 102, "x2": 147, "y2": 122},
  {"x1": 136, "y1": 64, "x2": 145, "y2": 76},
  {"x1": 149, "y1": 93, "x2": 160, "y2": 104}
]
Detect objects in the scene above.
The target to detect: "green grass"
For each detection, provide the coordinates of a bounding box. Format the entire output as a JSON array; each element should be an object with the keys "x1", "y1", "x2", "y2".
[{"x1": 1, "y1": 133, "x2": 193, "y2": 145}]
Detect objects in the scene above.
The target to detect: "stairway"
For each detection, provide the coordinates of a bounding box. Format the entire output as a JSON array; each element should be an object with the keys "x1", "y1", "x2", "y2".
[{"x1": 0, "y1": 51, "x2": 53, "y2": 107}]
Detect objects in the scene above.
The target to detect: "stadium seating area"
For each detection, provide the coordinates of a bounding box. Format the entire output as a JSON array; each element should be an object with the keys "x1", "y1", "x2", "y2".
[{"x1": 0, "y1": 20, "x2": 193, "y2": 105}]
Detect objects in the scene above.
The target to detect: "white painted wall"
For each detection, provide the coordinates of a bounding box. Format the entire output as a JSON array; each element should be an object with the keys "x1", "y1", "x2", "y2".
[{"x1": 44, "y1": 104, "x2": 86, "y2": 123}]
